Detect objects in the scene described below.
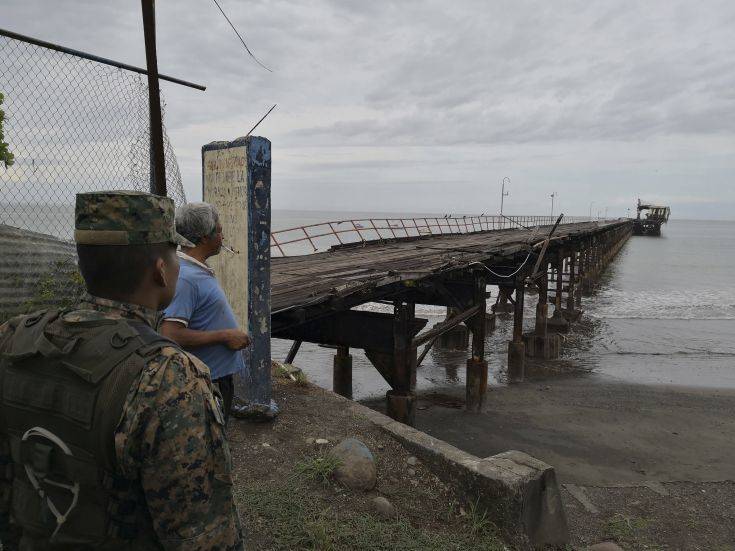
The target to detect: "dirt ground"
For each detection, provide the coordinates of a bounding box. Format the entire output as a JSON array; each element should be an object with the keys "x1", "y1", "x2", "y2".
[
  {"x1": 361, "y1": 374, "x2": 735, "y2": 549},
  {"x1": 228, "y1": 377, "x2": 507, "y2": 550},
  {"x1": 564, "y1": 481, "x2": 735, "y2": 550},
  {"x1": 231, "y1": 373, "x2": 735, "y2": 549}
]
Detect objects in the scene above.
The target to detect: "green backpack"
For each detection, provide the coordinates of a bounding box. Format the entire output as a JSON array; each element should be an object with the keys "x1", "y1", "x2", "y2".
[{"x1": 0, "y1": 309, "x2": 172, "y2": 549}]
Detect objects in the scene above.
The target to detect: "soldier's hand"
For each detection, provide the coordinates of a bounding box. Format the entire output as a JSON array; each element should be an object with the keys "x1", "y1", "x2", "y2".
[{"x1": 220, "y1": 329, "x2": 251, "y2": 350}]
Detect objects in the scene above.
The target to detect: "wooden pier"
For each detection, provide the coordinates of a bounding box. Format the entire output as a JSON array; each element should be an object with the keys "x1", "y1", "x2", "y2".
[{"x1": 271, "y1": 219, "x2": 633, "y2": 425}]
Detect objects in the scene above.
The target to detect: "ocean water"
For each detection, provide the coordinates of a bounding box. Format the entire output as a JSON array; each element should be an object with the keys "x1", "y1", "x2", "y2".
[
  {"x1": 4, "y1": 206, "x2": 733, "y2": 395},
  {"x1": 271, "y1": 218, "x2": 735, "y2": 398}
]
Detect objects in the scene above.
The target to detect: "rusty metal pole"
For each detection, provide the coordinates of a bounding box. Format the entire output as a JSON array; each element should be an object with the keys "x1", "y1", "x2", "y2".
[{"x1": 141, "y1": 0, "x2": 167, "y2": 196}]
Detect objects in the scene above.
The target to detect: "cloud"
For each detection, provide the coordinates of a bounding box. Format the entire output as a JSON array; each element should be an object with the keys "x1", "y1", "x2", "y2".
[{"x1": 1, "y1": 0, "x2": 734, "y2": 218}]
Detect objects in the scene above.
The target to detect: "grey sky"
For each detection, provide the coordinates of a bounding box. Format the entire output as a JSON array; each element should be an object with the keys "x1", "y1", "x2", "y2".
[{"x1": 3, "y1": 0, "x2": 734, "y2": 218}]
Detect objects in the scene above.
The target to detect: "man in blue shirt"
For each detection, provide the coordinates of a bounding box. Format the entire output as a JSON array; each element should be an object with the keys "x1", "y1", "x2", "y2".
[{"x1": 161, "y1": 202, "x2": 250, "y2": 423}]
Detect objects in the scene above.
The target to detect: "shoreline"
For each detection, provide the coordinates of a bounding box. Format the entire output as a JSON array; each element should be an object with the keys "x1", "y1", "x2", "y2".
[{"x1": 363, "y1": 372, "x2": 735, "y2": 486}]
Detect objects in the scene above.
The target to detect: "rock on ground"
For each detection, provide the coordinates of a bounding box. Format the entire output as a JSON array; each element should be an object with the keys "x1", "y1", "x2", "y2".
[
  {"x1": 372, "y1": 496, "x2": 396, "y2": 520},
  {"x1": 330, "y1": 438, "x2": 376, "y2": 490}
]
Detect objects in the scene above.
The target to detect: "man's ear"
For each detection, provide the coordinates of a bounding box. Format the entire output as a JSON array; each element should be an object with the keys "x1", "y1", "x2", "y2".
[{"x1": 153, "y1": 257, "x2": 168, "y2": 287}]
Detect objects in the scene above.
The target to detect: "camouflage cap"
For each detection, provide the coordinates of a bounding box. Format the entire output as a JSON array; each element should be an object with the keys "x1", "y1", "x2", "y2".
[{"x1": 74, "y1": 190, "x2": 195, "y2": 247}]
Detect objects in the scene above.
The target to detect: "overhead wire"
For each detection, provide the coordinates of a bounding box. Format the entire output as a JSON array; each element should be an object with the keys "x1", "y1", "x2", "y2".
[{"x1": 210, "y1": 0, "x2": 273, "y2": 72}]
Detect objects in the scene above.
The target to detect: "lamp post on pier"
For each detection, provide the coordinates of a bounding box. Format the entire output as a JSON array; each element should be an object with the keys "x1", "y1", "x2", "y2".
[
  {"x1": 589, "y1": 201, "x2": 594, "y2": 220},
  {"x1": 500, "y1": 177, "x2": 510, "y2": 215},
  {"x1": 550, "y1": 192, "x2": 556, "y2": 217}
]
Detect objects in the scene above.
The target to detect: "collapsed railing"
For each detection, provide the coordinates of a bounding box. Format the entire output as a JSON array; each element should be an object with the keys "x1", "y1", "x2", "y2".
[{"x1": 270, "y1": 214, "x2": 594, "y2": 257}]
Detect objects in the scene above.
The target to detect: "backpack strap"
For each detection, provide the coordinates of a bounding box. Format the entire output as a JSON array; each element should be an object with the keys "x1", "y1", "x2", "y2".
[{"x1": 127, "y1": 321, "x2": 179, "y2": 356}]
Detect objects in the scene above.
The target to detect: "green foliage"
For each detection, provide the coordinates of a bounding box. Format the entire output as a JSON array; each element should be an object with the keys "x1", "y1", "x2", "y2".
[
  {"x1": 273, "y1": 363, "x2": 291, "y2": 379},
  {"x1": 294, "y1": 370, "x2": 309, "y2": 387},
  {"x1": 0, "y1": 92, "x2": 15, "y2": 168},
  {"x1": 604, "y1": 513, "x2": 649, "y2": 541},
  {"x1": 465, "y1": 498, "x2": 501, "y2": 540},
  {"x1": 294, "y1": 454, "x2": 342, "y2": 484},
  {"x1": 237, "y1": 481, "x2": 507, "y2": 551}
]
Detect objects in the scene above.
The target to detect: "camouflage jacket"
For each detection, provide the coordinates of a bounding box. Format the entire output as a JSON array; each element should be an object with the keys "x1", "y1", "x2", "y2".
[{"x1": 0, "y1": 295, "x2": 245, "y2": 550}]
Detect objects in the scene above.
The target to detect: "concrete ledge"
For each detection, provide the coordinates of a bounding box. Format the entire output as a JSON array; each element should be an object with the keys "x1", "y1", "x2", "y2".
[{"x1": 341, "y1": 396, "x2": 570, "y2": 548}]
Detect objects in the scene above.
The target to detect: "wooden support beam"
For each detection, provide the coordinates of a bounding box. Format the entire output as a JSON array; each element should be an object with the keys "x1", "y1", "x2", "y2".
[
  {"x1": 387, "y1": 302, "x2": 418, "y2": 425},
  {"x1": 276, "y1": 310, "x2": 427, "y2": 352},
  {"x1": 466, "y1": 273, "x2": 488, "y2": 411},
  {"x1": 554, "y1": 249, "x2": 564, "y2": 312},
  {"x1": 535, "y1": 262, "x2": 549, "y2": 337},
  {"x1": 400, "y1": 279, "x2": 475, "y2": 309},
  {"x1": 508, "y1": 276, "x2": 526, "y2": 382},
  {"x1": 566, "y1": 251, "x2": 576, "y2": 312},
  {"x1": 412, "y1": 304, "x2": 480, "y2": 348},
  {"x1": 285, "y1": 340, "x2": 302, "y2": 364},
  {"x1": 512, "y1": 278, "x2": 525, "y2": 343},
  {"x1": 393, "y1": 302, "x2": 416, "y2": 391}
]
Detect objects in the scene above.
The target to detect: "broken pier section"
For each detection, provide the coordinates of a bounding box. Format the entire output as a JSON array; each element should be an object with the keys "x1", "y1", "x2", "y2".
[{"x1": 272, "y1": 220, "x2": 633, "y2": 426}]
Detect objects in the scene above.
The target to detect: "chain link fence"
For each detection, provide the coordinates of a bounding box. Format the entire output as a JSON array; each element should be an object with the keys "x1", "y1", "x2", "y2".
[{"x1": 0, "y1": 31, "x2": 187, "y2": 241}]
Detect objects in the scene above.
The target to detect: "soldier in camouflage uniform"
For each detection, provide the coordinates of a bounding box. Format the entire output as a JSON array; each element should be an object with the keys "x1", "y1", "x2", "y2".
[{"x1": 0, "y1": 191, "x2": 245, "y2": 549}]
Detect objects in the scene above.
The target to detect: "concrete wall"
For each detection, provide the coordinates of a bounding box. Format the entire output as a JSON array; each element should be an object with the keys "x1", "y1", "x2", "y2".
[{"x1": 0, "y1": 224, "x2": 79, "y2": 321}]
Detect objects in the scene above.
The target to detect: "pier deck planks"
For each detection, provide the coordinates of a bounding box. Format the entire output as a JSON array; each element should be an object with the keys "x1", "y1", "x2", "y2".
[{"x1": 271, "y1": 221, "x2": 626, "y2": 314}]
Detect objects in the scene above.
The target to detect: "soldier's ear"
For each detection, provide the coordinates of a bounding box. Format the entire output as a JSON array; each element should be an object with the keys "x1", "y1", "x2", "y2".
[{"x1": 153, "y1": 257, "x2": 168, "y2": 288}]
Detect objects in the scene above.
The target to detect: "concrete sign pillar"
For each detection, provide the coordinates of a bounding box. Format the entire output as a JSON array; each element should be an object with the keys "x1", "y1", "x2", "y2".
[{"x1": 202, "y1": 136, "x2": 273, "y2": 417}]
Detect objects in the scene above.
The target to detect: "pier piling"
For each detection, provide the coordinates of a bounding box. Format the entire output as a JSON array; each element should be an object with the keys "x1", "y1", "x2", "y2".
[
  {"x1": 466, "y1": 273, "x2": 488, "y2": 411},
  {"x1": 523, "y1": 261, "x2": 561, "y2": 359},
  {"x1": 563, "y1": 250, "x2": 582, "y2": 321},
  {"x1": 548, "y1": 250, "x2": 570, "y2": 333},
  {"x1": 333, "y1": 346, "x2": 353, "y2": 399},
  {"x1": 436, "y1": 307, "x2": 469, "y2": 350},
  {"x1": 508, "y1": 277, "x2": 526, "y2": 382},
  {"x1": 388, "y1": 302, "x2": 418, "y2": 425}
]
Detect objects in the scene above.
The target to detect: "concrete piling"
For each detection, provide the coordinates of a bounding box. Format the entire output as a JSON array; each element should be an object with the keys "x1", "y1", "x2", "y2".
[
  {"x1": 333, "y1": 345, "x2": 353, "y2": 399},
  {"x1": 386, "y1": 390, "x2": 416, "y2": 426}
]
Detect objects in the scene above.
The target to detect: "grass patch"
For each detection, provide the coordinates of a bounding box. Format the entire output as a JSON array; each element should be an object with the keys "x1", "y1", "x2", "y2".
[
  {"x1": 294, "y1": 454, "x2": 342, "y2": 484},
  {"x1": 273, "y1": 363, "x2": 292, "y2": 379},
  {"x1": 238, "y1": 482, "x2": 507, "y2": 551},
  {"x1": 465, "y1": 497, "x2": 501, "y2": 540},
  {"x1": 294, "y1": 370, "x2": 309, "y2": 387},
  {"x1": 604, "y1": 513, "x2": 649, "y2": 540}
]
